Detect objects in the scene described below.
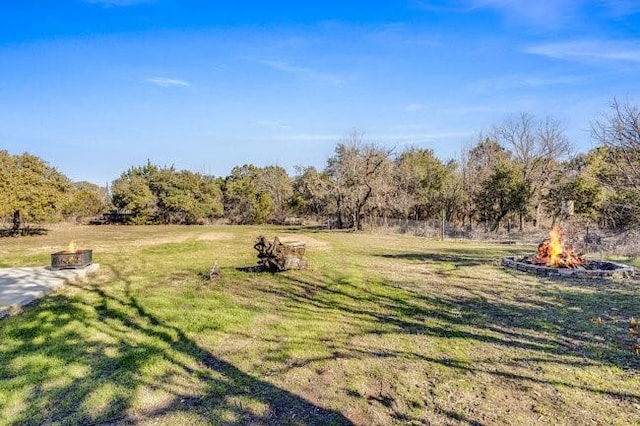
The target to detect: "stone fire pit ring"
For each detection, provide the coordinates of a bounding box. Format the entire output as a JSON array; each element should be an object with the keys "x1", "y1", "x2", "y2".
[{"x1": 502, "y1": 256, "x2": 635, "y2": 279}]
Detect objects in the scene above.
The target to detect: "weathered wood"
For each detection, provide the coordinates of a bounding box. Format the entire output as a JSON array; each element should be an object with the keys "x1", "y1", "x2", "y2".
[
  {"x1": 12, "y1": 210, "x2": 21, "y2": 232},
  {"x1": 208, "y1": 260, "x2": 221, "y2": 280},
  {"x1": 254, "y1": 235, "x2": 307, "y2": 271}
]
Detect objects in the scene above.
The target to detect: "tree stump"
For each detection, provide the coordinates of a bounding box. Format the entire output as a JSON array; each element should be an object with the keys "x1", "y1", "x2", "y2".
[
  {"x1": 254, "y1": 235, "x2": 307, "y2": 271},
  {"x1": 12, "y1": 210, "x2": 21, "y2": 235}
]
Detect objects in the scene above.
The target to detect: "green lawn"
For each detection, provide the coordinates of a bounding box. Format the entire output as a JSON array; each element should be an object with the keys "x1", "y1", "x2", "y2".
[{"x1": 0, "y1": 224, "x2": 638, "y2": 425}]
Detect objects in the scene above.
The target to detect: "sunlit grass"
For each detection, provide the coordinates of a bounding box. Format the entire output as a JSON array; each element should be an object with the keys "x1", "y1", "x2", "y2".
[{"x1": 0, "y1": 224, "x2": 638, "y2": 425}]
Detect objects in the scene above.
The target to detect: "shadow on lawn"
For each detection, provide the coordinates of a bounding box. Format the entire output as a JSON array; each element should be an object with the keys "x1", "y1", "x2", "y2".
[
  {"x1": 0, "y1": 264, "x2": 353, "y2": 425},
  {"x1": 259, "y1": 267, "x2": 640, "y2": 414},
  {"x1": 374, "y1": 245, "x2": 534, "y2": 267}
]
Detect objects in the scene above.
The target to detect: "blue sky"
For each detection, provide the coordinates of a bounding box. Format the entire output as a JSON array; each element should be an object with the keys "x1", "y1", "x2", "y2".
[{"x1": 1, "y1": 1, "x2": 640, "y2": 185}]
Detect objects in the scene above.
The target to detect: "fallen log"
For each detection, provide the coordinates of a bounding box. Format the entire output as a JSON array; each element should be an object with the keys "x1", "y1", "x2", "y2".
[{"x1": 254, "y1": 235, "x2": 307, "y2": 272}]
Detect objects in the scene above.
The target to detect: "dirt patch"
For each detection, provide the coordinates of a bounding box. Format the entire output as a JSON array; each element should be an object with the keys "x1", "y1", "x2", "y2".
[
  {"x1": 196, "y1": 232, "x2": 234, "y2": 242},
  {"x1": 277, "y1": 235, "x2": 331, "y2": 251},
  {"x1": 53, "y1": 235, "x2": 195, "y2": 254}
]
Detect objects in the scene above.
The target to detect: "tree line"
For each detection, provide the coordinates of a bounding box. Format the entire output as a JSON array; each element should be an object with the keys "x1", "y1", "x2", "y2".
[{"x1": 2, "y1": 100, "x2": 639, "y2": 232}]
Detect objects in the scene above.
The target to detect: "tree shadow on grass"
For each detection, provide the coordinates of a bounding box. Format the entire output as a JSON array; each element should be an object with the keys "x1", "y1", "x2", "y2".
[
  {"x1": 215, "y1": 265, "x2": 636, "y2": 425},
  {"x1": 373, "y1": 246, "x2": 534, "y2": 268},
  {"x1": 0, "y1": 226, "x2": 49, "y2": 237},
  {"x1": 376, "y1": 252, "x2": 486, "y2": 268},
  {"x1": 260, "y1": 269, "x2": 640, "y2": 399},
  {"x1": 0, "y1": 264, "x2": 353, "y2": 425}
]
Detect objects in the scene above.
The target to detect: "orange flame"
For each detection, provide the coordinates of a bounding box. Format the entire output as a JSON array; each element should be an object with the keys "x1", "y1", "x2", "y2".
[
  {"x1": 67, "y1": 241, "x2": 77, "y2": 253},
  {"x1": 547, "y1": 227, "x2": 563, "y2": 266},
  {"x1": 536, "y1": 226, "x2": 584, "y2": 268}
]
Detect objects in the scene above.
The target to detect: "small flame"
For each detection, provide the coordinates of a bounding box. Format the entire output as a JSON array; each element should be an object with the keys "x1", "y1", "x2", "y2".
[
  {"x1": 67, "y1": 241, "x2": 77, "y2": 253},
  {"x1": 536, "y1": 226, "x2": 584, "y2": 268}
]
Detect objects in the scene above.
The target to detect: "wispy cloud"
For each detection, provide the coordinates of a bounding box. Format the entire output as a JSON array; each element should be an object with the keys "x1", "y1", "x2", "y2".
[
  {"x1": 257, "y1": 60, "x2": 344, "y2": 85},
  {"x1": 369, "y1": 131, "x2": 475, "y2": 143},
  {"x1": 468, "y1": 0, "x2": 584, "y2": 27},
  {"x1": 469, "y1": 73, "x2": 586, "y2": 93},
  {"x1": 83, "y1": 0, "x2": 152, "y2": 7},
  {"x1": 253, "y1": 120, "x2": 291, "y2": 131},
  {"x1": 525, "y1": 40, "x2": 640, "y2": 64},
  {"x1": 146, "y1": 77, "x2": 191, "y2": 88},
  {"x1": 278, "y1": 131, "x2": 473, "y2": 144},
  {"x1": 597, "y1": 0, "x2": 640, "y2": 17},
  {"x1": 414, "y1": 1, "x2": 640, "y2": 29},
  {"x1": 413, "y1": 0, "x2": 578, "y2": 18},
  {"x1": 278, "y1": 133, "x2": 342, "y2": 143},
  {"x1": 367, "y1": 24, "x2": 441, "y2": 48},
  {"x1": 409, "y1": 0, "x2": 473, "y2": 14},
  {"x1": 405, "y1": 103, "x2": 426, "y2": 112}
]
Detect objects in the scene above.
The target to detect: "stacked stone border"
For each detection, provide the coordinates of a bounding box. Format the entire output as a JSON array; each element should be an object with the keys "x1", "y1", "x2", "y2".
[{"x1": 502, "y1": 256, "x2": 635, "y2": 279}]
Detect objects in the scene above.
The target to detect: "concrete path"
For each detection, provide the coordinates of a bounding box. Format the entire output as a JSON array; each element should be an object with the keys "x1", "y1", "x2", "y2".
[{"x1": 0, "y1": 264, "x2": 100, "y2": 319}]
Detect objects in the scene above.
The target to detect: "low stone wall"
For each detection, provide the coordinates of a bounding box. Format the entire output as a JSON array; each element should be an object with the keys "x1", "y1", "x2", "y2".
[{"x1": 502, "y1": 256, "x2": 635, "y2": 279}]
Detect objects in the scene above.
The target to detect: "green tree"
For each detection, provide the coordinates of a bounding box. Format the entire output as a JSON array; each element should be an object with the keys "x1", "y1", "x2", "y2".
[
  {"x1": 222, "y1": 164, "x2": 276, "y2": 224},
  {"x1": 155, "y1": 171, "x2": 223, "y2": 224},
  {"x1": 291, "y1": 166, "x2": 329, "y2": 218},
  {"x1": 0, "y1": 151, "x2": 72, "y2": 222},
  {"x1": 112, "y1": 173, "x2": 155, "y2": 224},
  {"x1": 476, "y1": 160, "x2": 527, "y2": 232},
  {"x1": 393, "y1": 148, "x2": 448, "y2": 221},
  {"x1": 542, "y1": 150, "x2": 610, "y2": 225},
  {"x1": 0, "y1": 151, "x2": 18, "y2": 219},
  {"x1": 63, "y1": 181, "x2": 109, "y2": 220},
  {"x1": 462, "y1": 138, "x2": 510, "y2": 229},
  {"x1": 254, "y1": 165, "x2": 293, "y2": 224},
  {"x1": 111, "y1": 161, "x2": 223, "y2": 224}
]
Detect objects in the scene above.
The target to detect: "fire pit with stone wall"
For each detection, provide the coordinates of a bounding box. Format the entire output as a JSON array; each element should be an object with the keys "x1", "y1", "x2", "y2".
[{"x1": 502, "y1": 226, "x2": 635, "y2": 279}]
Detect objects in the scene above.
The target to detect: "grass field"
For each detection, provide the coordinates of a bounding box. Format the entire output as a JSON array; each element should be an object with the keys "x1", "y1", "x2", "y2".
[{"x1": 0, "y1": 224, "x2": 639, "y2": 425}]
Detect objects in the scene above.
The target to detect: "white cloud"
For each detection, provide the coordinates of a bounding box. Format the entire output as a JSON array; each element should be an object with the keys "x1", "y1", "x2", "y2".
[
  {"x1": 367, "y1": 23, "x2": 441, "y2": 48},
  {"x1": 146, "y1": 77, "x2": 191, "y2": 88},
  {"x1": 278, "y1": 131, "x2": 473, "y2": 144},
  {"x1": 83, "y1": 0, "x2": 152, "y2": 7},
  {"x1": 405, "y1": 103, "x2": 426, "y2": 112},
  {"x1": 415, "y1": 1, "x2": 640, "y2": 30},
  {"x1": 253, "y1": 120, "x2": 291, "y2": 131},
  {"x1": 257, "y1": 59, "x2": 344, "y2": 85},
  {"x1": 469, "y1": 74, "x2": 586, "y2": 93},
  {"x1": 259, "y1": 60, "x2": 303, "y2": 74},
  {"x1": 414, "y1": 0, "x2": 579, "y2": 19},
  {"x1": 597, "y1": 0, "x2": 640, "y2": 17},
  {"x1": 278, "y1": 133, "x2": 342, "y2": 142},
  {"x1": 369, "y1": 131, "x2": 475, "y2": 143},
  {"x1": 470, "y1": 0, "x2": 640, "y2": 18},
  {"x1": 525, "y1": 40, "x2": 640, "y2": 64},
  {"x1": 470, "y1": 0, "x2": 585, "y2": 27}
]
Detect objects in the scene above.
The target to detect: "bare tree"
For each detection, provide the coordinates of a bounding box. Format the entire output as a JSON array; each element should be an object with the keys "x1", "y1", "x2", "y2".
[
  {"x1": 492, "y1": 112, "x2": 571, "y2": 229},
  {"x1": 591, "y1": 98, "x2": 640, "y2": 191},
  {"x1": 591, "y1": 98, "x2": 640, "y2": 229},
  {"x1": 254, "y1": 165, "x2": 293, "y2": 224},
  {"x1": 292, "y1": 166, "x2": 329, "y2": 218},
  {"x1": 324, "y1": 132, "x2": 393, "y2": 230}
]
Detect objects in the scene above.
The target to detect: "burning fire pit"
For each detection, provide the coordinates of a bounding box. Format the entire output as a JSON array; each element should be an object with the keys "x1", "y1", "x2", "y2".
[
  {"x1": 502, "y1": 227, "x2": 635, "y2": 279},
  {"x1": 51, "y1": 241, "x2": 93, "y2": 270}
]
